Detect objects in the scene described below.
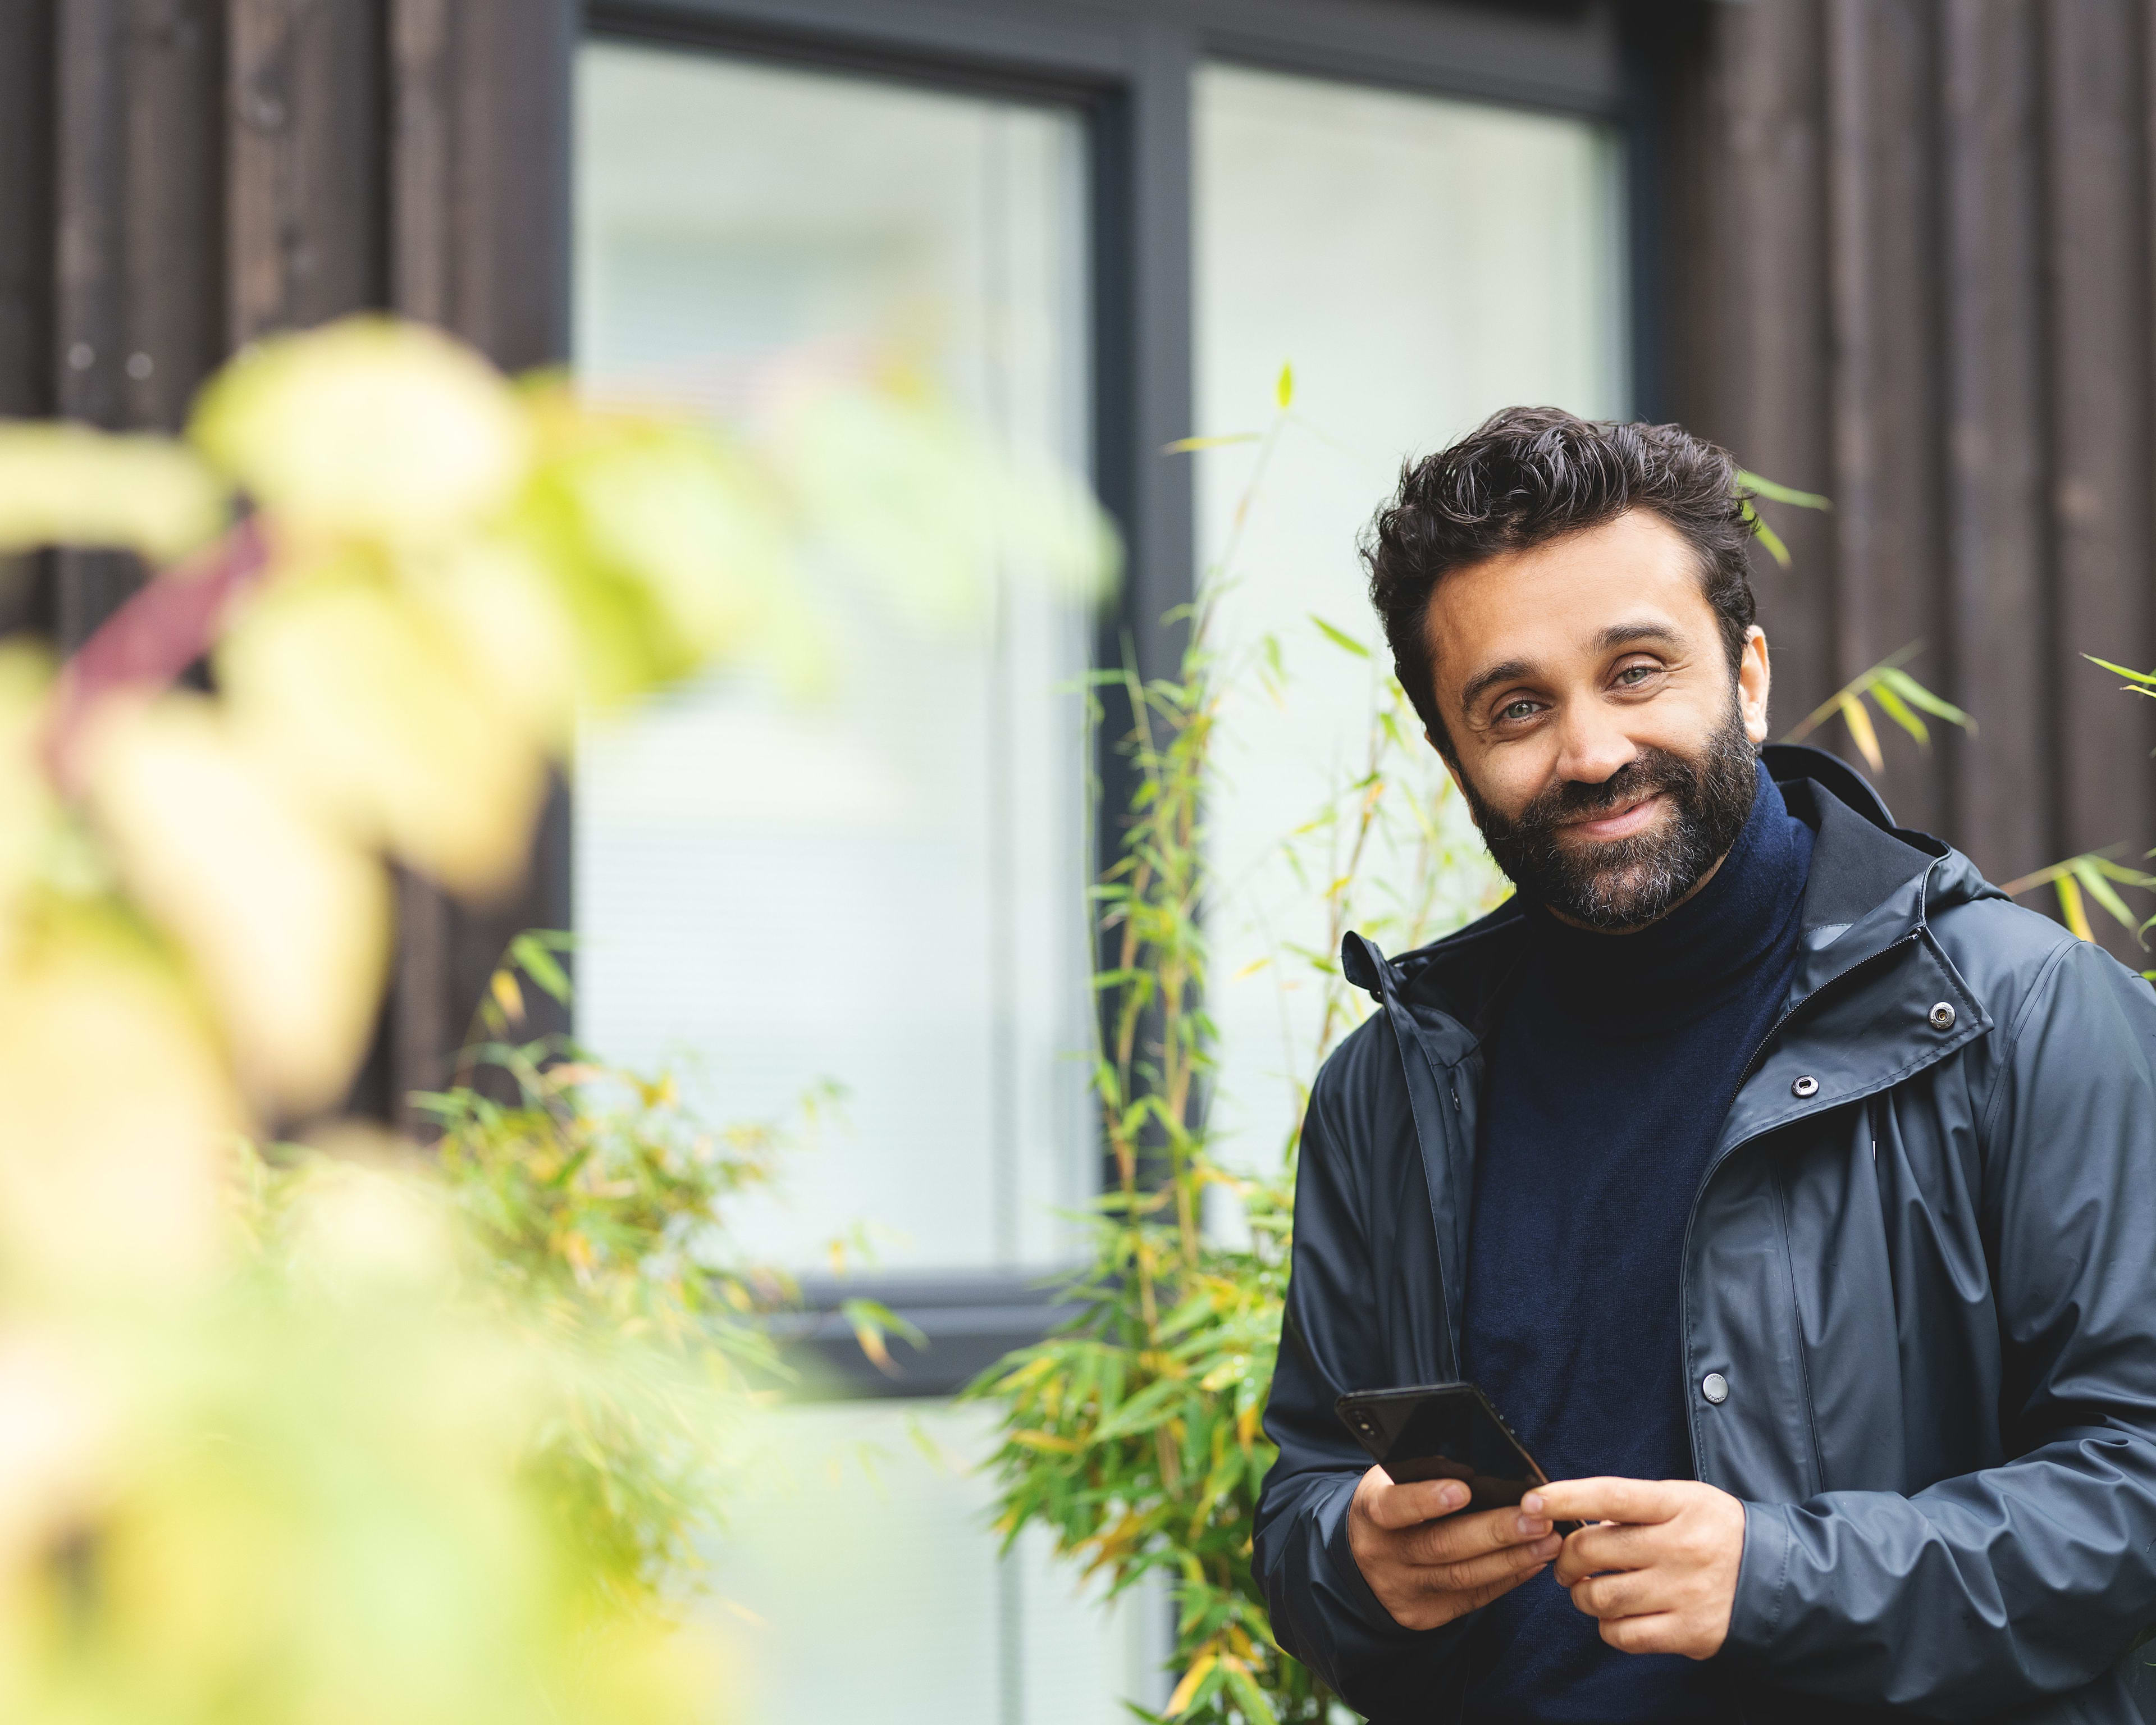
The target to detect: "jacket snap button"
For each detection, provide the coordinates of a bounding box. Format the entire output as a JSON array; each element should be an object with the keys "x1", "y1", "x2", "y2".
[
  {"x1": 1701, "y1": 1372, "x2": 1729, "y2": 1405},
  {"x1": 1792, "y1": 1074, "x2": 1819, "y2": 1098},
  {"x1": 1929, "y1": 1001, "x2": 1957, "y2": 1031}
]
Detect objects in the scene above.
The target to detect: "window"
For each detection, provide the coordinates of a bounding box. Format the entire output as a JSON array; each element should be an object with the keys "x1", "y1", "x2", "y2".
[{"x1": 574, "y1": 42, "x2": 1096, "y2": 1277}]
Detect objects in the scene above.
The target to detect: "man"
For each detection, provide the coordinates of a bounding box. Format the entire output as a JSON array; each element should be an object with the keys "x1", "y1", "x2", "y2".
[{"x1": 1253, "y1": 407, "x2": 2156, "y2": 1723}]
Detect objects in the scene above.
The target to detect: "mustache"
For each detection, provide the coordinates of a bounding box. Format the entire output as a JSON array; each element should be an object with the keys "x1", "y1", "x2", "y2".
[{"x1": 1515, "y1": 751, "x2": 1696, "y2": 831}]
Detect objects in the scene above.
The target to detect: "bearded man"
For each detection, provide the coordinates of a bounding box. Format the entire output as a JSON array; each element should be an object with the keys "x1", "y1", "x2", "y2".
[{"x1": 1253, "y1": 408, "x2": 2156, "y2": 1724}]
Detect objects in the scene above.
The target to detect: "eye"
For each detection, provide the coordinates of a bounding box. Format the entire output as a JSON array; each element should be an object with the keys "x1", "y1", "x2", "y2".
[
  {"x1": 1497, "y1": 699, "x2": 1540, "y2": 723},
  {"x1": 1613, "y1": 662, "x2": 1659, "y2": 687}
]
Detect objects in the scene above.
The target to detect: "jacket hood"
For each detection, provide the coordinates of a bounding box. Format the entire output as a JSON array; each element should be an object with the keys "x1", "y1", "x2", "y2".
[{"x1": 1345, "y1": 743, "x2": 2007, "y2": 1036}]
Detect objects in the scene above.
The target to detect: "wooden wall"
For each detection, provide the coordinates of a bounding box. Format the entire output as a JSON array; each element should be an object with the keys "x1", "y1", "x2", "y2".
[
  {"x1": 0, "y1": 0, "x2": 574, "y2": 1120},
  {"x1": 1677, "y1": 0, "x2": 2156, "y2": 951}
]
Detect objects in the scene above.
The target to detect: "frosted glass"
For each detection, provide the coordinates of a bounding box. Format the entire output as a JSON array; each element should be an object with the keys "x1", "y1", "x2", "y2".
[
  {"x1": 698, "y1": 1401, "x2": 1172, "y2": 1725},
  {"x1": 572, "y1": 43, "x2": 1095, "y2": 1274},
  {"x1": 1194, "y1": 63, "x2": 1628, "y2": 1169}
]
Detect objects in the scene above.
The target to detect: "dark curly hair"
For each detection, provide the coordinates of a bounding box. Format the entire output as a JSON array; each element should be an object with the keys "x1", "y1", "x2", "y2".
[{"x1": 1362, "y1": 407, "x2": 1758, "y2": 760}]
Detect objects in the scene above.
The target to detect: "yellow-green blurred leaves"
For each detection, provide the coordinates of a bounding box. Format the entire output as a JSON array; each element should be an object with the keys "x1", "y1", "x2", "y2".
[
  {"x1": 0, "y1": 910, "x2": 237, "y2": 1293},
  {"x1": 192, "y1": 319, "x2": 529, "y2": 544},
  {"x1": 0, "y1": 309, "x2": 1117, "y2": 1148},
  {"x1": 528, "y1": 405, "x2": 788, "y2": 701},
  {"x1": 81, "y1": 694, "x2": 390, "y2": 1116},
  {"x1": 217, "y1": 560, "x2": 548, "y2": 899},
  {"x1": 0, "y1": 423, "x2": 226, "y2": 561}
]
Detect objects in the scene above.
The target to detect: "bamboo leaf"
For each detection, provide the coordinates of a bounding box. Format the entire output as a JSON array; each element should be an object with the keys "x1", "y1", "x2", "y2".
[
  {"x1": 2057, "y1": 873, "x2": 2096, "y2": 941},
  {"x1": 1737, "y1": 469, "x2": 1833, "y2": 510},
  {"x1": 1010, "y1": 1429, "x2": 1086, "y2": 1455},
  {"x1": 1837, "y1": 693, "x2": 1885, "y2": 772},
  {"x1": 1868, "y1": 682, "x2": 1930, "y2": 747},
  {"x1": 2085, "y1": 654, "x2": 2156, "y2": 687},
  {"x1": 1877, "y1": 667, "x2": 1974, "y2": 728},
  {"x1": 1308, "y1": 614, "x2": 1371, "y2": 658},
  {"x1": 508, "y1": 930, "x2": 574, "y2": 1005},
  {"x1": 2072, "y1": 858, "x2": 2139, "y2": 932},
  {"x1": 1275, "y1": 363, "x2": 1294, "y2": 409},
  {"x1": 1164, "y1": 1650, "x2": 1217, "y2": 1718},
  {"x1": 1746, "y1": 506, "x2": 1792, "y2": 569}
]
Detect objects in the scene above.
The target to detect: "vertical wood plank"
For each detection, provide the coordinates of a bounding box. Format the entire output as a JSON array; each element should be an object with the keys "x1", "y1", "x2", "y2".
[
  {"x1": 0, "y1": 0, "x2": 58, "y2": 636},
  {"x1": 2046, "y1": 0, "x2": 2156, "y2": 904},
  {"x1": 1941, "y1": 0, "x2": 2053, "y2": 884},
  {"x1": 1825, "y1": 0, "x2": 1951, "y2": 834},
  {"x1": 1698, "y1": 0, "x2": 1838, "y2": 733},
  {"x1": 51, "y1": 1, "x2": 226, "y2": 649},
  {"x1": 227, "y1": 0, "x2": 386, "y2": 346},
  {"x1": 390, "y1": 0, "x2": 455, "y2": 325},
  {"x1": 384, "y1": 0, "x2": 575, "y2": 1119},
  {"x1": 122, "y1": 0, "x2": 223, "y2": 431},
  {"x1": 0, "y1": 0, "x2": 56, "y2": 419},
  {"x1": 384, "y1": 0, "x2": 457, "y2": 1121},
  {"x1": 54, "y1": 0, "x2": 136, "y2": 649}
]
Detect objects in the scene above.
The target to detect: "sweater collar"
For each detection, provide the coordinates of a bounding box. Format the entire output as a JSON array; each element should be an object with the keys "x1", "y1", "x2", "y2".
[{"x1": 1517, "y1": 762, "x2": 1813, "y2": 1030}]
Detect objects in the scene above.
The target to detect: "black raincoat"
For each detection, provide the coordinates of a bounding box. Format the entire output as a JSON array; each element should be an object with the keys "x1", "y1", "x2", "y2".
[{"x1": 1254, "y1": 747, "x2": 2156, "y2": 1722}]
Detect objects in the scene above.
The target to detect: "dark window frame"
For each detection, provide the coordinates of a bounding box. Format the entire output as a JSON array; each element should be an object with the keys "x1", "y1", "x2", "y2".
[{"x1": 577, "y1": 0, "x2": 1642, "y2": 1396}]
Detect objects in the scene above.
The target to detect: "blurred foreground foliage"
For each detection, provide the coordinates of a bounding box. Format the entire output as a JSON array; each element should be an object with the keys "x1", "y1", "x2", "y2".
[{"x1": 0, "y1": 315, "x2": 1111, "y2": 1719}]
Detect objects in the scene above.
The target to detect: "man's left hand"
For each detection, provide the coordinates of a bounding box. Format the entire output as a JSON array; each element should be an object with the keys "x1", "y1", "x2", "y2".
[{"x1": 1525, "y1": 1477, "x2": 1746, "y2": 1660}]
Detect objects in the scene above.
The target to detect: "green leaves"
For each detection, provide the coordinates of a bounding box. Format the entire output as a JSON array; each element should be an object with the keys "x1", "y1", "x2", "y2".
[
  {"x1": 1307, "y1": 614, "x2": 1369, "y2": 658},
  {"x1": 2000, "y1": 851, "x2": 2156, "y2": 946},
  {"x1": 1781, "y1": 644, "x2": 1972, "y2": 772}
]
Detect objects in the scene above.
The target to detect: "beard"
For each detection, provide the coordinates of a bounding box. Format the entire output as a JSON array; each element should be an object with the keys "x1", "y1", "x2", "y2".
[{"x1": 1459, "y1": 704, "x2": 1760, "y2": 933}]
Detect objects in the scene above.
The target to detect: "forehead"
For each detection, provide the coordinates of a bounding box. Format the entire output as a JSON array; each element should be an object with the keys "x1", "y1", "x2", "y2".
[{"x1": 1426, "y1": 510, "x2": 1715, "y2": 694}]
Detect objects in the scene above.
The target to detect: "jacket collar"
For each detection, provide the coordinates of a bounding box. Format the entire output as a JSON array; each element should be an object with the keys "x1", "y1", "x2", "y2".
[{"x1": 1349, "y1": 770, "x2": 2000, "y2": 1043}]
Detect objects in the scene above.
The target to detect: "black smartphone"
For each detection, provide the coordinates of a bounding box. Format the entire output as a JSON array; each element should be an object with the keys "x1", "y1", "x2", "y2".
[{"x1": 1336, "y1": 1381, "x2": 1581, "y2": 1535}]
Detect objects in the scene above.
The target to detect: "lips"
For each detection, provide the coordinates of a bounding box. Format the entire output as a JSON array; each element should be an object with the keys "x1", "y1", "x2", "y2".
[{"x1": 1563, "y1": 791, "x2": 1668, "y2": 842}]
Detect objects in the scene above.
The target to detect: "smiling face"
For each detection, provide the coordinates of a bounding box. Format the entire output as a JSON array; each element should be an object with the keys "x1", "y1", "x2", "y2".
[{"x1": 1424, "y1": 509, "x2": 1773, "y2": 932}]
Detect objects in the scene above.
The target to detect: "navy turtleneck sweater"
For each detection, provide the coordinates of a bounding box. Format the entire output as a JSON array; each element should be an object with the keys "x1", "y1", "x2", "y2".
[{"x1": 1459, "y1": 763, "x2": 1813, "y2": 1725}]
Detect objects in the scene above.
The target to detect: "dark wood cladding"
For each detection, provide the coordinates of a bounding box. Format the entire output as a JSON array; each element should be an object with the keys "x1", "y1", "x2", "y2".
[
  {"x1": 227, "y1": 0, "x2": 386, "y2": 345},
  {"x1": 1691, "y1": 0, "x2": 2156, "y2": 955},
  {"x1": 3, "y1": 0, "x2": 571, "y2": 1121}
]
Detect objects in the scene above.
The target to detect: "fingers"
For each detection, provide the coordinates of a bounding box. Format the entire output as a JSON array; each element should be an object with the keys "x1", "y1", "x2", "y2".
[
  {"x1": 1595, "y1": 1611, "x2": 1691, "y2": 1657},
  {"x1": 1404, "y1": 1503, "x2": 1554, "y2": 1567},
  {"x1": 1525, "y1": 1476, "x2": 1685, "y2": 1527},
  {"x1": 1551, "y1": 1518, "x2": 1655, "y2": 1586},
  {"x1": 1418, "y1": 1528, "x2": 1563, "y2": 1595},
  {"x1": 1356, "y1": 1467, "x2": 1471, "y2": 1531},
  {"x1": 1565, "y1": 1567, "x2": 1655, "y2": 1622}
]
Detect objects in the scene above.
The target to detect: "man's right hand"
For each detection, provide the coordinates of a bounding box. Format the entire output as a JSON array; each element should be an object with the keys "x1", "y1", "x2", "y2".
[{"x1": 1346, "y1": 1465, "x2": 1561, "y2": 1631}]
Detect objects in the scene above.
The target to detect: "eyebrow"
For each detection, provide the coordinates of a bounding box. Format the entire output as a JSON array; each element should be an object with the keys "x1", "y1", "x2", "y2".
[
  {"x1": 1458, "y1": 657, "x2": 1536, "y2": 718},
  {"x1": 1593, "y1": 619, "x2": 1686, "y2": 654},
  {"x1": 1455, "y1": 621, "x2": 1689, "y2": 719}
]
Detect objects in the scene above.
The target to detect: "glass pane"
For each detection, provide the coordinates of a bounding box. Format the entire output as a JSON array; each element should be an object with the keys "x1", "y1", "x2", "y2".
[
  {"x1": 697, "y1": 1402, "x2": 1172, "y2": 1725},
  {"x1": 1194, "y1": 63, "x2": 1629, "y2": 1167},
  {"x1": 572, "y1": 43, "x2": 1095, "y2": 1274}
]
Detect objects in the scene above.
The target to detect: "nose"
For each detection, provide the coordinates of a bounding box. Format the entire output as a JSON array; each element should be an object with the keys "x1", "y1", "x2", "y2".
[{"x1": 1551, "y1": 701, "x2": 1637, "y2": 789}]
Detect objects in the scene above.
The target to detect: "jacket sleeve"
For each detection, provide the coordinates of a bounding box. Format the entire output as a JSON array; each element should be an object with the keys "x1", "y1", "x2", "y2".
[
  {"x1": 1722, "y1": 939, "x2": 2156, "y2": 1718},
  {"x1": 1253, "y1": 1038, "x2": 1474, "y2": 1719}
]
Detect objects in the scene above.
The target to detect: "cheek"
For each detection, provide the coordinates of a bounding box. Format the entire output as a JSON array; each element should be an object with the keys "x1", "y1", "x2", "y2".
[{"x1": 1464, "y1": 740, "x2": 1558, "y2": 819}]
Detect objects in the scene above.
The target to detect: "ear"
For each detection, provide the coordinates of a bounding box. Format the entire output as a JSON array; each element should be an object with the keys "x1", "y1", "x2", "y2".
[{"x1": 1737, "y1": 626, "x2": 1771, "y2": 747}]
